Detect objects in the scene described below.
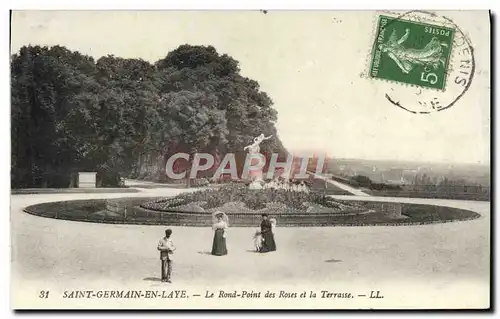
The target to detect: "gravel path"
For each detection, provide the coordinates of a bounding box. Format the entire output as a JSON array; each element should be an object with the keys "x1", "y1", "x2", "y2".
[{"x1": 10, "y1": 189, "x2": 490, "y2": 309}]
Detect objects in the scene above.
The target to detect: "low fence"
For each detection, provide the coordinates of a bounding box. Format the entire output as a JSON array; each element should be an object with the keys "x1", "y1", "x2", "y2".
[
  {"x1": 104, "y1": 197, "x2": 376, "y2": 226},
  {"x1": 12, "y1": 188, "x2": 139, "y2": 195},
  {"x1": 329, "y1": 175, "x2": 490, "y2": 202},
  {"x1": 364, "y1": 189, "x2": 490, "y2": 201},
  {"x1": 23, "y1": 197, "x2": 480, "y2": 227}
]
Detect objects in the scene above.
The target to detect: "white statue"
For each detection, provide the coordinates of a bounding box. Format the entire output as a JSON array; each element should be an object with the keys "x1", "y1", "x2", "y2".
[
  {"x1": 244, "y1": 134, "x2": 273, "y2": 154},
  {"x1": 244, "y1": 133, "x2": 273, "y2": 190}
]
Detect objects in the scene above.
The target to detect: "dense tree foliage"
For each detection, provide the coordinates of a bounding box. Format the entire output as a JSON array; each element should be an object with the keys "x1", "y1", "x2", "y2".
[{"x1": 11, "y1": 44, "x2": 285, "y2": 188}]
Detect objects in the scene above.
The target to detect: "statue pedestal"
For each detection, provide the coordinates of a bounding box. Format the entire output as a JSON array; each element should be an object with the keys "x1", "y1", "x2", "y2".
[
  {"x1": 248, "y1": 181, "x2": 264, "y2": 190},
  {"x1": 247, "y1": 153, "x2": 265, "y2": 189}
]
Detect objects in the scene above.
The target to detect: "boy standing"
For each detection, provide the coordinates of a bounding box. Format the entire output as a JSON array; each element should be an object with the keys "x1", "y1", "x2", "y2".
[{"x1": 157, "y1": 229, "x2": 176, "y2": 283}]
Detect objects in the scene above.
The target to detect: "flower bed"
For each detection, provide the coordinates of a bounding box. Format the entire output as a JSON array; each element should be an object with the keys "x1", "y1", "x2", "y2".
[
  {"x1": 140, "y1": 183, "x2": 367, "y2": 215},
  {"x1": 22, "y1": 187, "x2": 482, "y2": 227}
]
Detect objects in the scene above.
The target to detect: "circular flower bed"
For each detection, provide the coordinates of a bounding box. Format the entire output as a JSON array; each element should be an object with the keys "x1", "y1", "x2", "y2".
[
  {"x1": 22, "y1": 184, "x2": 482, "y2": 226},
  {"x1": 140, "y1": 183, "x2": 368, "y2": 215}
]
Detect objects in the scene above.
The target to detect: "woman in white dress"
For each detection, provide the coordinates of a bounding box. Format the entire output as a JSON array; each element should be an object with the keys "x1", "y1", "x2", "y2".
[{"x1": 211, "y1": 212, "x2": 228, "y2": 256}]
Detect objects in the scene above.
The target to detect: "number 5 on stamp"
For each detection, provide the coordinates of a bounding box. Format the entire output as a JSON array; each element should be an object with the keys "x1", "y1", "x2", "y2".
[{"x1": 369, "y1": 15, "x2": 455, "y2": 90}]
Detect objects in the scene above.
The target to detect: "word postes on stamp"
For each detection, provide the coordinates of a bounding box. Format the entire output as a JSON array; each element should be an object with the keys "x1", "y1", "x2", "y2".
[
  {"x1": 367, "y1": 11, "x2": 476, "y2": 114},
  {"x1": 370, "y1": 15, "x2": 455, "y2": 91}
]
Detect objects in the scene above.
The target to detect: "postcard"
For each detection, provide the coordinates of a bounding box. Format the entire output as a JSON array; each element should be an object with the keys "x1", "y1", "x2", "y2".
[{"x1": 10, "y1": 10, "x2": 490, "y2": 310}]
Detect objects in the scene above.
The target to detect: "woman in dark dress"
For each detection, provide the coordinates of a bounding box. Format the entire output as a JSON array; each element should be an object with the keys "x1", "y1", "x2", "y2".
[
  {"x1": 211, "y1": 212, "x2": 228, "y2": 256},
  {"x1": 259, "y1": 213, "x2": 276, "y2": 253}
]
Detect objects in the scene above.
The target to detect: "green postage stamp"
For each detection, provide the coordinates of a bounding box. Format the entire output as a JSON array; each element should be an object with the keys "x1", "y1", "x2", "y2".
[{"x1": 369, "y1": 15, "x2": 455, "y2": 90}]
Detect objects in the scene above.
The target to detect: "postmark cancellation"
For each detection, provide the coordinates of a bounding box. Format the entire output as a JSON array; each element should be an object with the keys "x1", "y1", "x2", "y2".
[{"x1": 367, "y1": 11, "x2": 475, "y2": 114}]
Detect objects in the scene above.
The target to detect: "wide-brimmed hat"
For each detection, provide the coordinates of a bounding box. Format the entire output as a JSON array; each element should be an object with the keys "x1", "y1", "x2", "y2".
[{"x1": 212, "y1": 211, "x2": 229, "y2": 225}]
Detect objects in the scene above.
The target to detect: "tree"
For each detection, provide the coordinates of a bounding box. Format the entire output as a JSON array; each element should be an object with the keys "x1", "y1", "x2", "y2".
[
  {"x1": 11, "y1": 44, "x2": 286, "y2": 187},
  {"x1": 11, "y1": 45, "x2": 98, "y2": 187}
]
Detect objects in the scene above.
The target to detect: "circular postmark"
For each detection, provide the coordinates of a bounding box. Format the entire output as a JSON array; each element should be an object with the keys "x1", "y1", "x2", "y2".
[{"x1": 367, "y1": 10, "x2": 475, "y2": 114}]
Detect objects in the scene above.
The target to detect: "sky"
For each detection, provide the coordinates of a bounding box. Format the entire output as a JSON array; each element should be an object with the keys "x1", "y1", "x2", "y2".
[{"x1": 10, "y1": 11, "x2": 491, "y2": 165}]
